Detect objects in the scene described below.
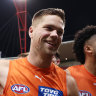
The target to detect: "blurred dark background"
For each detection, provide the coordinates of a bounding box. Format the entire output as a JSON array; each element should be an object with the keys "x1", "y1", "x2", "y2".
[{"x1": 0, "y1": 0, "x2": 96, "y2": 57}]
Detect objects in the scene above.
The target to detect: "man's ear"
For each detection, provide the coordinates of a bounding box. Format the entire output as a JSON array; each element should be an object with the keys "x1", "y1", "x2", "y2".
[
  {"x1": 84, "y1": 45, "x2": 93, "y2": 55},
  {"x1": 29, "y1": 26, "x2": 33, "y2": 38}
]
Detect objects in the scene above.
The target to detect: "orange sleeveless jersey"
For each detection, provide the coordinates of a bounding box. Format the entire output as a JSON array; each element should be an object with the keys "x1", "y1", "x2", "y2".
[
  {"x1": 1, "y1": 57, "x2": 67, "y2": 96},
  {"x1": 67, "y1": 65, "x2": 96, "y2": 96}
]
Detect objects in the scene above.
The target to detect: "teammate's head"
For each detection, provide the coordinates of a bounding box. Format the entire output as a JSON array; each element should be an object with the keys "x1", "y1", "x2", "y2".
[
  {"x1": 73, "y1": 25, "x2": 96, "y2": 64},
  {"x1": 52, "y1": 52, "x2": 60, "y2": 65}
]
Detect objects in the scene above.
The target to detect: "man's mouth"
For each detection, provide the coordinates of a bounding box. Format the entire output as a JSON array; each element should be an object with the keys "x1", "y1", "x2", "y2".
[
  {"x1": 47, "y1": 41, "x2": 57, "y2": 47},
  {"x1": 43, "y1": 39, "x2": 58, "y2": 48},
  {"x1": 48, "y1": 42, "x2": 54, "y2": 45}
]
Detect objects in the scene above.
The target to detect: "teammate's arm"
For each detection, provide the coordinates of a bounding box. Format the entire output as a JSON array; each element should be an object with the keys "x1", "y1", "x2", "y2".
[{"x1": 66, "y1": 72, "x2": 79, "y2": 96}]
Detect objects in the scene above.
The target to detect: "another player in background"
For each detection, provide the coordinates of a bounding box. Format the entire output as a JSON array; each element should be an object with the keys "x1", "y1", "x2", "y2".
[{"x1": 67, "y1": 25, "x2": 96, "y2": 96}]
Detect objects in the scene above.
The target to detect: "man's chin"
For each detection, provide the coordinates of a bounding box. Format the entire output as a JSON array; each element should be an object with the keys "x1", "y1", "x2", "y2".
[{"x1": 47, "y1": 49, "x2": 57, "y2": 55}]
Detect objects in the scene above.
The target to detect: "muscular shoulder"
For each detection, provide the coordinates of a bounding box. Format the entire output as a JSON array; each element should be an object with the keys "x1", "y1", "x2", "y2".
[
  {"x1": 66, "y1": 65, "x2": 84, "y2": 76},
  {"x1": 0, "y1": 59, "x2": 10, "y2": 88},
  {"x1": 0, "y1": 59, "x2": 10, "y2": 73},
  {"x1": 66, "y1": 73, "x2": 79, "y2": 96},
  {"x1": 0, "y1": 59, "x2": 10, "y2": 66}
]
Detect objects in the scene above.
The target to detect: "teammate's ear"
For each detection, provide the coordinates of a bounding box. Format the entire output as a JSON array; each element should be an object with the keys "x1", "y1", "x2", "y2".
[
  {"x1": 29, "y1": 26, "x2": 33, "y2": 38},
  {"x1": 84, "y1": 45, "x2": 93, "y2": 55}
]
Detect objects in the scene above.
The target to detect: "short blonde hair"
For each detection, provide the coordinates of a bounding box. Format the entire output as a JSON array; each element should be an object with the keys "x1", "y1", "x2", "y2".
[{"x1": 32, "y1": 8, "x2": 65, "y2": 26}]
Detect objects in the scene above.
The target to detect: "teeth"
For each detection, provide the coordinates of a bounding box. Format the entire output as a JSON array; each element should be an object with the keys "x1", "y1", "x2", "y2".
[
  {"x1": 46, "y1": 40, "x2": 57, "y2": 46},
  {"x1": 49, "y1": 42, "x2": 53, "y2": 44},
  {"x1": 48, "y1": 42, "x2": 54, "y2": 45},
  {"x1": 48, "y1": 42, "x2": 56, "y2": 46}
]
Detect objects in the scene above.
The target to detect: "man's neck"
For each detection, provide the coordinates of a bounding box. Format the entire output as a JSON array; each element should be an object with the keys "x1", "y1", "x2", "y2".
[
  {"x1": 27, "y1": 52, "x2": 53, "y2": 68},
  {"x1": 84, "y1": 58, "x2": 96, "y2": 76}
]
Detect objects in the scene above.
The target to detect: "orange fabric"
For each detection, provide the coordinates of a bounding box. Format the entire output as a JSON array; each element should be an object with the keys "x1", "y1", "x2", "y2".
[
  {"x1": 1, "y1": 57, "x2": 67, "y2": 96},
  {"x1": 67, "y1": 65, "x2": 96, "y2": 96}
]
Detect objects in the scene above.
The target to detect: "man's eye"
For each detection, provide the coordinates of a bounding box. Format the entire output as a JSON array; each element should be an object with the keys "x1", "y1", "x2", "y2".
[
  {"x1": 57, "y1": 31, "x2": 63, "y2": 36},
  {"x1": 45, "y1": 27, "x2": 53, "y2": 31}
]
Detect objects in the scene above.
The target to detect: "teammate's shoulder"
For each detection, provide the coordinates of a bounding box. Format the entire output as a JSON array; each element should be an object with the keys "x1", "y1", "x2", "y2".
[{"x1": 67, "y1": 65, "x2": 83, "y2": 70}]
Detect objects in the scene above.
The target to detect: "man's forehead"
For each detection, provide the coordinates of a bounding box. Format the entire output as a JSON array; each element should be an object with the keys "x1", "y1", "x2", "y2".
[
  {"x1": 42, "y1": 15, "x2": 64, "y2": 23},
  {"x1": 41, "y1": 15, "x2": 64, "y2": 28}
]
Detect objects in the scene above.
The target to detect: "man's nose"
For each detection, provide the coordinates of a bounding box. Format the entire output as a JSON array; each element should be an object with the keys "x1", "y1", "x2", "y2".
[{"x1": 50, "y1": 30, "x2": 58, "y2": 38}]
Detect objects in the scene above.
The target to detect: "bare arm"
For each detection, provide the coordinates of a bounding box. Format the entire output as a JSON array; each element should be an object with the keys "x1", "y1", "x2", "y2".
[
  {"x1": 0, "y1": 59, "x2": 9, "y2": 94},
  {"x1": 66, "y1": 72, "x2": 79, "y2": 96},
  {"x1": 65, "y1": 69, "x2": 70, "y2": 74}
]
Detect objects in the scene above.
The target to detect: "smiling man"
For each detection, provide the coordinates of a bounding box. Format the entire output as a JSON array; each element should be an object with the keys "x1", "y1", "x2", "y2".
[{"x1": 0, "y1": 8, "x2": 78, "y2": 96}]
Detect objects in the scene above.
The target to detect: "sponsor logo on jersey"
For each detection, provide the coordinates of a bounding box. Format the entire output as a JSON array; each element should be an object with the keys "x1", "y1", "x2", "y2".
[
  {"x1": 11, "y1": 84, "x2": 30, "y2": 94},
  {"x1": 35, "y1": 75, "x2": 42, "y2": 82},
  {"x1": 38, "y1": 86, "x2": 63, "y2": 96},
  {"x1": 79, "y1": 90, "x2": 92, "y2": 96}
]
